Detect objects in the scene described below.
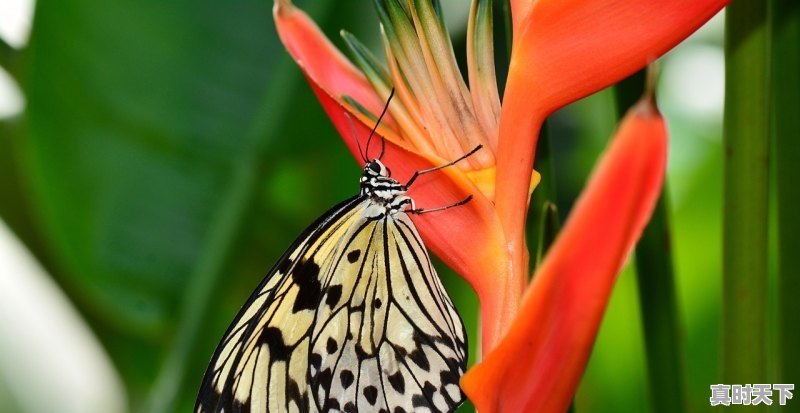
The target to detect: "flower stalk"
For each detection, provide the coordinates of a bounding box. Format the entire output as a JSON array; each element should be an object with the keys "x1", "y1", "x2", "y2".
[
  {"x1": 772, "y1": 0, "x2": 800, "y2": 392},
  {"x1": 722, "y1": 0, "x2": 771, "y2": 387}
]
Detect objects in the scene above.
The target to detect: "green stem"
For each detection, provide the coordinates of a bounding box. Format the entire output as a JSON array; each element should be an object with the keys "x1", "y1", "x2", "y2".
[
  {"x1": 0, "y1": 37, "x2": 21, "y2": 81},
  {"x1": 527, "y1": 124, "x2": 566, "y2": 411},
  {"x1": 0, "y1": 37, "x2": 13, "y2": 65},
  {"x1": 634, "y1": 193, "x2": 687, "y2": 412},
  {"x1": 771, "y1": 0, "x2": 800, "y2": 393},
  {"x1": 501, "y1": 0, "x2": 512, "y2": 60},
  {"x1": 528, "y1": 121, "x2": 559, "y2": 272},
  {"x1": 534, "y1": 201, "x2": 559, "y2": 267},
  {"x1": 722, "y1": 0, "x2": 771, "y2": 390},
  {"x1": 615, "y1": 69, "x2": 687, "y2": 413},
  {"x1": 613, "y1": 70, "x2": 647, "y2": 114}
]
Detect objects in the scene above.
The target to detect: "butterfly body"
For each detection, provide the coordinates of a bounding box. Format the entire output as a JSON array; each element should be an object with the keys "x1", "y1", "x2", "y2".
[{"x1": 196, "y1": 159, "x2": 468, "y2": 413}]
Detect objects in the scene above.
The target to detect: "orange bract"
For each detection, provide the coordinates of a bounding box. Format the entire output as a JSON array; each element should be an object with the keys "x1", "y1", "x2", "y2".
[
  {"x1": 463, "y1": 99, "x2": 668, "y2": 413},
  {"x1": 273, "y1": 0, "x2": 727, "y2": 411},
  {"x1": 494, "y1": 0, "x2": 730, "y2": 315}
]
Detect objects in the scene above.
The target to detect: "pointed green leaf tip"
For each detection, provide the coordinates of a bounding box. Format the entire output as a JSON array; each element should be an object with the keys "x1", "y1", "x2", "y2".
[
  {"x1": 468, "y1": 0, "x2": 501, "y2": 138},
  {"x1": 341, "y1": 30, "x2": 391, "y2": 89},
  {"x1": 342, "y1": 95, "x2": 379, "y2": 123},
  {"x1": 535, "y1": 201, "x2": 560, "y2": 267}
]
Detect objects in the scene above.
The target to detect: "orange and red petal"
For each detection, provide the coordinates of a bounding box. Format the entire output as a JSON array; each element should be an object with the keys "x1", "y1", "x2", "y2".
[
  {"x1": 463, "y1": 99, "x2": 668, "y2": 413},
  {"x1": 508, "y1": 0, "x2": 728, "y2": 117},
  {"x1": 509, "y1": 0, "x2": 533, "y2": 33},
  {"x1": 494, "y1": 0, "x2": 727, "y2": 268},
  {"x1": 275, "y1": 0, "x2": 514, "y2": 312},
  {"x1": 274, "y1": 0, "x2": 389, "y2": 120}
]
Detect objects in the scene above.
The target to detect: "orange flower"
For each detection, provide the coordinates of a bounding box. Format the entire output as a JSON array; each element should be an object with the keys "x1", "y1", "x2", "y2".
[
  {"x1": 274, "y1": 1, "x2": 726, "y2": 411},
  {"x1": 463, "y1": 98, "x2": 670, "y2": 412}
]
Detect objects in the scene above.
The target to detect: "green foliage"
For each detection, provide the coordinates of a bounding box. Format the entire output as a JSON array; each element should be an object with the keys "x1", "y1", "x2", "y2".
[{"x1": 1, "y1": 1, "x2": 373, "y2": 411}]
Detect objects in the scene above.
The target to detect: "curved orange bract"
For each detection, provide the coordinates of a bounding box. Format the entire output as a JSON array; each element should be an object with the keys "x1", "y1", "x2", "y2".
[{"x1": 273, "y1": 0, "x2": 726, "y2": 411}]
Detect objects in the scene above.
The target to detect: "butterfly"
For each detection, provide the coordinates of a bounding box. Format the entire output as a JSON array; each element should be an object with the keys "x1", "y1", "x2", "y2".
[{"x1": 195, "y1": 91, "x2": 476, "y2": 413}]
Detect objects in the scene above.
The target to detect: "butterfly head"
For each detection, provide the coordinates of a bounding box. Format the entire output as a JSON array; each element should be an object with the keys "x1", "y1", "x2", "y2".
[
  {"x1": 360, "y1": 159, "x2": 410, "y2": 214},
  {"x1": 364, "y1": 159, "x2": 391, "y2": 178}
]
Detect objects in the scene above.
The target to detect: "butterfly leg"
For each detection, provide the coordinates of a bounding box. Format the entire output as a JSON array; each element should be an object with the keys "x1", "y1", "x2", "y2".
[
  {"x1": 405, "y1": 145, "x2": 483, "y2": 188},
  {"x1": 410, "y1": 195, "x2": 473, "y2": 215}
]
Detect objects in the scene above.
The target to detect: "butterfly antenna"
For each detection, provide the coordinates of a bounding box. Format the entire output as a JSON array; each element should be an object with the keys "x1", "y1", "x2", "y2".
[
  {"x1": 345, "y1": 112, "x2": 368, "y2": 163},
  {"x1": 405, "y1": 144, "x2": 483, "y2": 187},
  {"x1": 365, "y1": 88, "x2": 395, "y2": 160}
]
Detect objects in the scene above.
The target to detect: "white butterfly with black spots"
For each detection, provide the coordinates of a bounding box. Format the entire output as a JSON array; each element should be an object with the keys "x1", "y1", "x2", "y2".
[{"x1": 195, "y1": 155, "x2": 471, "y2": 413}]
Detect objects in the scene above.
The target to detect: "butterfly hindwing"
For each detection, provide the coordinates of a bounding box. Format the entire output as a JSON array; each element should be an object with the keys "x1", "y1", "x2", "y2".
[
  {"x1": 384, "y1": 215, "x2": 467, "y2": 411},
  {"x1": 309, "y1": 213, "x2": 467, "y2": 413}
]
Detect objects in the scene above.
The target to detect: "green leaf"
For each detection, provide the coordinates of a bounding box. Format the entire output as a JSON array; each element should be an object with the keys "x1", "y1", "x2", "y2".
[{"x1": 24, "y1": 0, "x2": 281, "y2": 337}]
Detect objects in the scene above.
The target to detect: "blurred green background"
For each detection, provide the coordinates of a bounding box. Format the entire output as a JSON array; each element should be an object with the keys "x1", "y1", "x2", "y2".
[{"x1": 0, "y1": 1, "x2": 751, "y2": 413}]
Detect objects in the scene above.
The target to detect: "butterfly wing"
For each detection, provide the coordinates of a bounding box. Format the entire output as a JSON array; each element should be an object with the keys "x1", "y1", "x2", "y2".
[
  {"x1": 196, "y1": 199, "x2": 468, "y2": 413},
  {"x1": 195, "y1": 196, "x2": 365, "y2": 413},
  {"x1": 309, "y1": 212, "x2": 467, "y2": 413}
]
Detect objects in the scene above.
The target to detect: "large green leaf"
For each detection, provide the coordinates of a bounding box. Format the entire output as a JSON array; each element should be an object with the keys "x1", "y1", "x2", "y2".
[
  {"x1": 24, "y1": 0, "x2": 282, "y2": 334},
  {"x1": 16, "y1": 0, "x2": 371, "y2": 408}
]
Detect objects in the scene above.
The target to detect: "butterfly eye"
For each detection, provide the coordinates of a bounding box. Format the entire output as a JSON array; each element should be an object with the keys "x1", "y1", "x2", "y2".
[{"x1": 368, "y1": 162, "x2": 382, "y2": 174}]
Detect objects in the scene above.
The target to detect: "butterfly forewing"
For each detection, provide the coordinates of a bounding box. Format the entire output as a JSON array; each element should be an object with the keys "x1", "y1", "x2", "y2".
[
  {"x1": 196, "y1": 197, "x2": 363, "y2": 413},
  {"x1": 196, "y1": 163, "x2": 468, "y2": 413}
]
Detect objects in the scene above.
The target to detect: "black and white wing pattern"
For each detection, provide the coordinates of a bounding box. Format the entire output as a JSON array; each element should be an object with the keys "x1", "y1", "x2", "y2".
[
  {"x1": 196, "y1": 196, "x2": 363, "y2": 413},
  {"x1": 309, "y1": 211, "x2": 466, "y2": 413},
  {"x1": 196, "y1": 193, "x2": 468, "y2": 413}
]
